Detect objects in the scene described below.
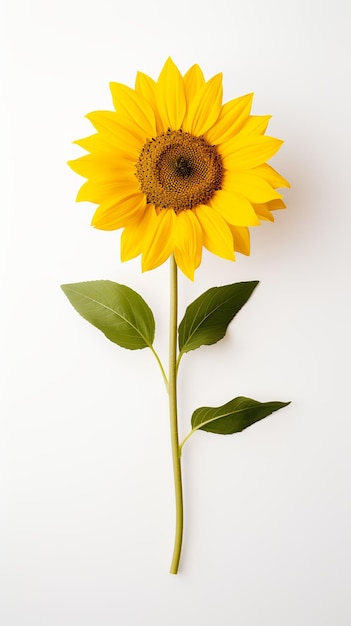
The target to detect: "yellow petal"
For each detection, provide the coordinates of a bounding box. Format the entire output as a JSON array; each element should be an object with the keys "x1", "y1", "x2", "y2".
[
  {"x1": 68, "y1": 153, "x2": 137, "y2": 181},
  {"x1": 221, "y1": 136, "x2": 284, "y2": 170},
  {"x1": 86, "y1": 110, "x2": 146, "y2": 149},
  {"x1": 75, "y1": 163, "x2": 137, "y2": 202},
  {"x1": 252, "y1": 199, "x2": 286, "y2": 220},
  {"x1": 252, "y1": 163, "x2": 290, "y2": 189},
  {"x1": 205, "y1": 93, "x2": 253, "y2": 144},
  {"x1": 121, "y1": 225, "x2": 143, "y2": 261},
  {"x1": 174, "y1": 210, "x2": 203, "y2": 280},
  {"x1": 120, "y1": 205, "x2": 155, "y2": 261},
  {"x1": 135, "y1": 71, "x2": 164, "y2": 134},
  {"x1": 194, "y1": 205, "x2": 235, "y2": 260},
  {"x1": 141, "y1": 207, "x2": 176, "y2": 271},
  {"x1": 222, "y1": 171, "x2": 282, "y2": 203},
  {"x1": 135, "y1": 71, "x2": 157, "y2": 102},
  {"x1": 252, "y1": 203, "x2": 275, "y2": 222},
  {"x1": 265, "y1": 198, "x2": 286, "y2": 210},
  {"x1": 182, "y1": 73, "x2": 223, "y2": 136},
  {"x1": 155, "y1": 58, "x2": 186, "y2": 131},
  {"x1": 109, "y1": 83, "x2": 156, "y2": 138},
  {"x1": 228, "y1": 225, "x2": 250, "y2": 256},
  {"x1": 210, "y1": 190, "x2": 260, "y2": 226},
  {"x1": 76, "y1": 178, "x2": 130, "y2": 203},
  {"x1": 238, "y1": 115, "x2": 271, "y2": 136},
  {"x1": 74, "y1": 133, "x2": 117, "y2": 154},
  {"x1": 183, "y1": 64, "x2": 205, "y2": 106},
  {"x1": 91, "y1": 193, "x2": 146, "y2": 230}
]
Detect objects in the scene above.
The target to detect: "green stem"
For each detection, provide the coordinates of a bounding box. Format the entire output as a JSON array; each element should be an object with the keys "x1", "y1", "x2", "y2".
[
  {"x1": 150, "y1": 345, "x2": 169, "y2": 391},
  {"x1": 168, "y1": 255, "x2": 183, "y2": 575},
  {"x1": 179, "y1": 428, "x2": 196, "y2": 455}
]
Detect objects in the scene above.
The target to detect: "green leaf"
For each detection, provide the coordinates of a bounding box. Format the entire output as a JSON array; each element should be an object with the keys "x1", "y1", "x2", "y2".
[
  {"x1": 191, "y1": 396, "x2": 290, "y2": 435},
  {"x1": 178, "y1": 281, "x2": 259, "y2": 356},
  {"x1": 61, "y1": 280, "x2": 155, "y2": 350}
]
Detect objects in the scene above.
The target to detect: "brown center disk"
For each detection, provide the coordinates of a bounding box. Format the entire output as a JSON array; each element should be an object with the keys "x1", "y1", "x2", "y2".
[{"x1": 135, "y1": 130, "x2": 223, "y2": 211}]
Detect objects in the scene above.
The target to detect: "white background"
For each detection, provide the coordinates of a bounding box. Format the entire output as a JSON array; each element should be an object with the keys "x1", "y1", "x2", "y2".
[{"x1": 1, "y1": 1, "x2": 351, "y2": 624}]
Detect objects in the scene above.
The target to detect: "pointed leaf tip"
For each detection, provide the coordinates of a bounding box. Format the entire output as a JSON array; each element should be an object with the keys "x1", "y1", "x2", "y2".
[
  {"x1": 178, "y1": 281, "x2": 259, "y2": 355},
  {"x1": 61, "y1": 280, "x2": 155, "y2": 350},
  {"x1": 191, "y1": 397, "x2": 291, "y2": 435}
]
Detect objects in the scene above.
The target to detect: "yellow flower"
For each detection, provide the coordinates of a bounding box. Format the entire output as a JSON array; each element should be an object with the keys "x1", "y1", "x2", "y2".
[{"x1": 68, "y1": 58, "x2": 289, "y2": 280}]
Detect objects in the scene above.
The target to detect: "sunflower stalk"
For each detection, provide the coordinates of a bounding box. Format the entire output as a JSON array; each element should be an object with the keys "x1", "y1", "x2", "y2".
[
  {"x1": 168, "y1": 255, "x2": 183, "y2": 575},
  {"x1": 63, "y1": 58, "x2": 291, "y2": 575}
]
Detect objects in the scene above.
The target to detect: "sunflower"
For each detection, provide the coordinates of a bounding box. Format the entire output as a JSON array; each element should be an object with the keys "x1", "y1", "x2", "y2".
[{"x1": 68, "y1": 58, "x2": 289, "y2": 279}]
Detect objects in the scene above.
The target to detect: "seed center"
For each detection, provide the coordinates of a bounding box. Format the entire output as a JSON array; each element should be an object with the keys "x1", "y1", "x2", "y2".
[
  {"x1": 135, "y1": 130, "x2": 223, "y2": 211},
  {"x1": 175, "y1": 156, "x2": 193, "y2": 178}
]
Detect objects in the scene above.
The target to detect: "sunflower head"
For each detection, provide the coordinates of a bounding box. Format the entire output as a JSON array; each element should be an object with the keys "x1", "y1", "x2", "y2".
[
  {"x1": 68, "y1": 58, "x2": 289, "y2": 280},
  {"x1": 135, "y1": 129, "x2": 224, "y2": 211}
]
